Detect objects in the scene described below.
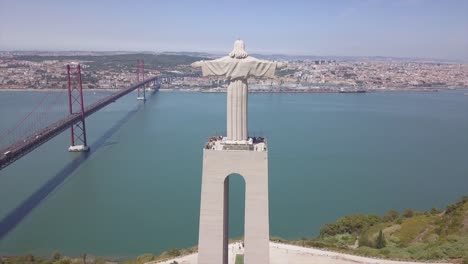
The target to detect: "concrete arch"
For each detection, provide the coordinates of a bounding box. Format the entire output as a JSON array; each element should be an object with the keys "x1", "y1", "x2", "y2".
[
  {"x1": 223, "y1": 174, "x2": 246, "y2": 263},
  {"x1": 198, "y1": 149, "x2": 269, "y2": 264},
  {"x1": 223, "y1": 172, "x2": 247, "y2": 182}
]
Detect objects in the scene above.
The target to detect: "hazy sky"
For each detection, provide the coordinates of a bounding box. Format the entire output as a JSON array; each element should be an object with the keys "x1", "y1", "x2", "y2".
[{"x1": 1, "y1": 0, "x2": 467, "y2": 60}]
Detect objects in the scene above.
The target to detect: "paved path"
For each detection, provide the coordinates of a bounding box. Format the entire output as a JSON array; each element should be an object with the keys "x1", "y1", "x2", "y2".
[{"x1": 147, "y1": 242, "x2": 451, "y2": 264}]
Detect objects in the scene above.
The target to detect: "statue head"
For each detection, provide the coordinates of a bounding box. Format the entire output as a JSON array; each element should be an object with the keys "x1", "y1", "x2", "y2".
[{"x1": 229, "y1": 40, "x2": 248, "y2": 59}]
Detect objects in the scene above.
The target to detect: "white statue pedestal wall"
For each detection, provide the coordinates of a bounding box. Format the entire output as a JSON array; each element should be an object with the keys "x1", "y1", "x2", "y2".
[{"x1": 198, "y1": 142, "x2": 270, "y2": 264}]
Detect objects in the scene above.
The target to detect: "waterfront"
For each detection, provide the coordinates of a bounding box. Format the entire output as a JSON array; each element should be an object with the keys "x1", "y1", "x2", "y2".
[{"x1": 0, "y1": 90, "x2": 467, "y2": 258}]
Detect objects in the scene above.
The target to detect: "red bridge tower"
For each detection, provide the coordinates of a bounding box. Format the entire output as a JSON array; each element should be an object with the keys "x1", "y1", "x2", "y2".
[
  {"x1": 136, "y1": 59, "x2": 146, "y2": 101},
  {"x1": 67, "y1": 64, "x2": 89, "y2": 152}
]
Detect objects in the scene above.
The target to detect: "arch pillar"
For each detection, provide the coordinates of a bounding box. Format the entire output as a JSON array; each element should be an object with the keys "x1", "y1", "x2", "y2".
[{"x1": 198, "y1": 148, "x2": 269, "y2": 264}]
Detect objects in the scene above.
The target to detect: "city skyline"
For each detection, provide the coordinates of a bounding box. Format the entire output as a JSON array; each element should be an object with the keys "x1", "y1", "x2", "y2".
[{"x1": 0, "y1": 0, "x2": 467, "y2": 61}]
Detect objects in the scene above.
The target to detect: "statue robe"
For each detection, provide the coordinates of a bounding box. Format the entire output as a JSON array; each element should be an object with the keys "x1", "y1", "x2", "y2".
[{"x1": 199, "y1": 56, "x2": 278, "y2": 142}]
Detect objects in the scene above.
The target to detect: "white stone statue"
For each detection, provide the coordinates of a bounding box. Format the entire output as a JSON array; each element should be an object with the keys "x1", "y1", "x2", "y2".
[{"x1": 192, "y1": 40, "x2": 286, "y2": 142}]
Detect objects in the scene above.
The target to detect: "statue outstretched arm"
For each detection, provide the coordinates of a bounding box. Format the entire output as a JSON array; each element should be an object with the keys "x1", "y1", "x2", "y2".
[
  {"x1": 191, "y1": 61, "x2": 203, "y2": 68},
  {"x1": 248, "y1": 59, "x2": 287, "y2": 78},
  {"x1": 192, "y1": 57, "x2": 231, "y2": 76},
  {"x1": 276, "y1": 61, "x2": 287, "y2": 69}
]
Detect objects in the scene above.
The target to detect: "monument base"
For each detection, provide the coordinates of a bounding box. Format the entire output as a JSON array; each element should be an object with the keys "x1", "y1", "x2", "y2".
[
  {"x1": 198, "y1": 138, "x2": 269, "y2": 264},
  {"x1": 68, "y1": 145, "x2": 89, "y2": 152}
]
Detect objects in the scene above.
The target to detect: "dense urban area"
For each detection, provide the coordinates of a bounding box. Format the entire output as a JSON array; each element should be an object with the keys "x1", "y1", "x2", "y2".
[{"x1": 0, "y1": 51, "x2": 467, "y2": 93}]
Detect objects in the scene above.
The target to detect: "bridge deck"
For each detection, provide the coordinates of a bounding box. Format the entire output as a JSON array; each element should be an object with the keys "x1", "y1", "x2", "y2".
[{"x1": 0, "y1": 76, "x2": 159, "y2": 170}]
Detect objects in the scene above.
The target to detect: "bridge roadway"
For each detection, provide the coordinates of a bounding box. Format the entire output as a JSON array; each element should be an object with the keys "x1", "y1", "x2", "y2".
[{"x1": 0, "y1": 76, "x2": 160, "y2": 171}]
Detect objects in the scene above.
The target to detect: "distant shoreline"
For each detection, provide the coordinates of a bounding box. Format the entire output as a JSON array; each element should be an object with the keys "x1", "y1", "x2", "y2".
[
  {"x1": 0, "y1": 87, "x2": 466, "y2": 93},
  {"x1": 0, "y1": 88, "x2": 119, "y2": 92}
]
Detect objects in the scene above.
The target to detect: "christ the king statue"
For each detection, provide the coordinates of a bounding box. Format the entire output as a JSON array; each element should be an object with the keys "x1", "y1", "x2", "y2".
[{"x1": 192, "y1": 40, "x2": 286, "y2": 143}]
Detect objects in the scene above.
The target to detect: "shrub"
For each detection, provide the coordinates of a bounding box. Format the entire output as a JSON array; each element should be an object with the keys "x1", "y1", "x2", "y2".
[
  {"x1": 52, "y1": 251, "x2": 62, "y2": 261},
  {"x1": 462, "y1": 196, "x2": 468, "y2": 203},
  {"x1": 403, "y1": 209, "x2": 414, "y2": 218},
  {"x1": 320, "y1": 214, "x2": 381, "y2": 236},
  {"x1": 446, "y1": 204, "x2": 457, "y2": 214},
  {"x1": 167, "y1": 248, "x2": 181, "y2": 257},
  {"x1": 380, "y1": 249, "x2": 390, "y2": 256},
  {"x1": 30, "y1": 255, "x2": 36, "y2": 262},
  {"x1": 136, "y1": 254, "x2": 156, "y2": 262},
  {"x1": 382, "y1": 210, "x2": 399, "y2": 222}
]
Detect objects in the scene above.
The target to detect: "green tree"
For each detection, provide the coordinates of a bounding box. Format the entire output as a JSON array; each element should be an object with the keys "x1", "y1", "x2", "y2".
[
  {"x1": 52, "y1": 251, "x2": 62, "y2": 261},
  {"x1": 403, "y1": 209, "x2": 414, "y2": 218},
  {"x1": 382, "y1": 210, "x2": 399, "y2": 222},
  {"x1": 319, "y1": 214, "x2": 381, "y2": 236},
  {"x1": 376, "y1": 230, "x2": 386, "y2": 249}
]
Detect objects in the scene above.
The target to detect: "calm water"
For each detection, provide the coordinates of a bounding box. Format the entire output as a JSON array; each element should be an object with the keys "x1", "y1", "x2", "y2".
[{"x1": 0, "y1": 90, "x2": 467, "y2": 258}]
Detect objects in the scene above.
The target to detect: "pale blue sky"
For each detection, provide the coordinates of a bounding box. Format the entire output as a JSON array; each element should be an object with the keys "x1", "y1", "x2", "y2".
[{"x1": 0, "y1": 0, "x2": 467, "y2": 60}]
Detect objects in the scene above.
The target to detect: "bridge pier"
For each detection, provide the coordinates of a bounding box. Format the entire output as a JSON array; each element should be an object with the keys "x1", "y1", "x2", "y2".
[{"x1": 68, "y1": 145, "x2": 90, "y2": 152}]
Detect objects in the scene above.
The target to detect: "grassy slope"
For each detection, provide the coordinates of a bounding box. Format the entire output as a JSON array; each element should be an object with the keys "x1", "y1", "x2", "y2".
[{"x1": 276, "y1": 196, "x2": 468, "y2": 262}]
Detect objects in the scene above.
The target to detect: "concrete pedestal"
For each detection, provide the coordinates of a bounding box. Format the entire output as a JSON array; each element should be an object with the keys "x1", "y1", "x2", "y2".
[
  {"x1": 198, "y1": 147, "x2": 269, "y2": 264},
  {"x1": 68, "y1": 145, "x2": 89, "y2": 152}
]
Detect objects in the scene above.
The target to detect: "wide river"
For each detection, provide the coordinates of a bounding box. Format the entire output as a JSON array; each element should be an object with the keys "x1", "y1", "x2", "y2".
[{"x1": 0, "y1": 90, "x2": 467, "y2": 258}]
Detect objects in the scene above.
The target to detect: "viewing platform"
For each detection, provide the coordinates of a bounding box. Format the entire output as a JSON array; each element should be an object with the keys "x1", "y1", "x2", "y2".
[{"x1": 205, "y1": 136, "x2": 267, "y2": 152}]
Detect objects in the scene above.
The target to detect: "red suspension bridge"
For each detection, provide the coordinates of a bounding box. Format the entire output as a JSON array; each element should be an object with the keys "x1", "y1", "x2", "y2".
[{"x1": 0, "y1": 61, "x2": 166, "y2": 170}]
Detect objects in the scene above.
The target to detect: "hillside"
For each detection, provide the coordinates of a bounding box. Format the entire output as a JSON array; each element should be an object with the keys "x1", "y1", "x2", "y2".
[
  {"x1": 15, "y1": 53, "x2": 205, "y2": 71},
  {"x1": 276, "y1": 196, "x2": 468, "y2": 262}
]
